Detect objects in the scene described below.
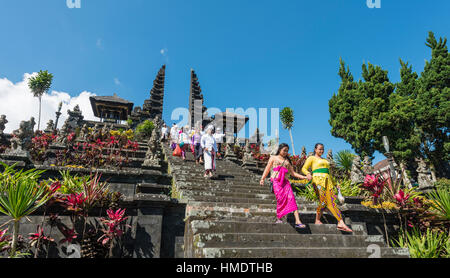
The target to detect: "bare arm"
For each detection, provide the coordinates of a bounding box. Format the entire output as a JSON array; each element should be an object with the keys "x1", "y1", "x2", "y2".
[
  {"x1": 260, "y1": 157, "x2": 274, "y2": 185},
  {"x1": 288, "y1": 164, "x2": 307, "y2": 180}
]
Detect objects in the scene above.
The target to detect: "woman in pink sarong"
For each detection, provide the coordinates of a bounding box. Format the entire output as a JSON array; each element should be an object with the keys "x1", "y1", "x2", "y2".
[{"x1": 260, "y1": 143, "x2": 308, "y2": 228}]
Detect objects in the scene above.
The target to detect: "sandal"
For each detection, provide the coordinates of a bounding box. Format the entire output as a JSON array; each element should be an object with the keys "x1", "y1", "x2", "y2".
[
  {"x1": 337, "y1": 226, "x2": 353, "y2": 233},
  {"x1": 275, "y1": 219, "x2": 283, "y2": 224},
  {"x1": 295, "y1": 223, "x2": 306, "y2": 229}
]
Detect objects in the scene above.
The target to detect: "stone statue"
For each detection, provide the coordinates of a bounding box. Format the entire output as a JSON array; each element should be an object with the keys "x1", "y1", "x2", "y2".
[
  {"x1": 0, "y1": 115, "x2": 7, "y2": 136},
  {"x1": 415, "y1": 158, "x2": 434, "y2": 190},
  {"x1": 350, "y1": 155, "x2": 364, "y2": 184},
  {"x1": 92, "y1": 124, "x2": 102, "y2": 141},
  {"x1": 6, "y1": 117, "x2": 35, "y2": 155},
  {"x1": 327, "y1": 149, "x2": 336, "y2": 175},
  {"x1": 362, "y1": 156, "x2": 374, "y2": 176},
  {"x1": 301, "y1": 146, "x2": 307, "y2": 158},
  {"x1": 242, "y1": 139, "x2": 254, "y2": 165},
  {"x1": 44, "y1": 120, "x2": 55, "y2": 134},
  {"x1": 79, "y1": 124, "x2": 90, "y2": 141},
  {"x1": 65, "y1": 105, "x2": 84, "y2": 130},
  {"x1": 56, "y1": 122, "x2": 71, "y2": 145},
  {"x1": 143, "y1": 128, "x2": 160, "y2": 167}
]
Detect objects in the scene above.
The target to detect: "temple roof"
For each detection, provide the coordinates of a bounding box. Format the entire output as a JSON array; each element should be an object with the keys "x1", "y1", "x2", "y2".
[
  {"x1": 90, "y1": 93, "x2": 134, "y2": 105},
  {"x1": 89, "y1": 93, "x2": 134, "y2": 120}
]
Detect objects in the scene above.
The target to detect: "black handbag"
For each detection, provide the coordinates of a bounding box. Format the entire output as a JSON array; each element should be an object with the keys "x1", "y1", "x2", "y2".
[{"x1": 270, "y1": 158, "x2": 287, "y2": 193}]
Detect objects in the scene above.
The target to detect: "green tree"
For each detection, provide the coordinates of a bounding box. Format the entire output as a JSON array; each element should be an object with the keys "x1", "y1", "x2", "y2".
[
  {"x1": 330, "y1": 32, "x2": 449, "y2": 179},
  {"x1": 28, "y1": 70, "x2": 54, "y2": 131},
  {"x1": 329, "y1": 59, "x2": 395, "y2": 159},
  {"x1": 415, "y1": 32, "x2": 450, "y2": 177},
  {"x1": 280, "y1": 107, "x2": 296, "y2": 155}
]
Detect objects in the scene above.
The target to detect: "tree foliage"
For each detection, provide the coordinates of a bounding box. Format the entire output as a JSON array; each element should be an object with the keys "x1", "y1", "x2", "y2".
[{"x1": 329, "y1": 32, "x2": 450, "y2": 177}]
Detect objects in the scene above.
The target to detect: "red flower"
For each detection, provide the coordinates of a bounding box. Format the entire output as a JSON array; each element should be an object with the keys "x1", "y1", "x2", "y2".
[
  {"x1": 49, "y1": 181, "x2": 62, "y2": 194},
  {"x1": 59, "y1": 227, "x2": 77, "y2": 244},
  {"x1": 29, "y1": 226, "x2": 54, "y2": 246},
  {"x1": 98, "y1": 208, "x2": 130, "y2": 246},
  {"x1": 0, "y1": 228, "x2": 8, "y2": 243},
  {"x1": 65, "y1": 193, "x2": 87, "y2": 212},
  {"x1": 394, "y1": 190, "x2": 410, "y2": 207}
]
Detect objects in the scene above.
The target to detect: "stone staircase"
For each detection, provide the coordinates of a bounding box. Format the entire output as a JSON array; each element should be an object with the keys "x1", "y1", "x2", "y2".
[{"x1": 164, "y1": 144, "x2": 410, "y2": 258}]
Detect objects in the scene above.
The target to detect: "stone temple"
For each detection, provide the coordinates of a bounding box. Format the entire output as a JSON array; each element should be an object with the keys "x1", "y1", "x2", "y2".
[{"x1": 0, "y1": 65, "x2": 410, "y2": 258}]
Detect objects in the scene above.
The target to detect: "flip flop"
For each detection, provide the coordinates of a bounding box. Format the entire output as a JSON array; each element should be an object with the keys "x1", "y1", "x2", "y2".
[
  {"x1": 295, "y1": 223, "x2": 307, "y2": 229},
  {"x1": 337, "y1": 226, "x2": 353, "y2": 233}
]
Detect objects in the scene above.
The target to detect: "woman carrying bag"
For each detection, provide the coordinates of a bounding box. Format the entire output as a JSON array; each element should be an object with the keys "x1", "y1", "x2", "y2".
[{"x1": 260, "y1": 143, "x2": 307, "y2": 228}]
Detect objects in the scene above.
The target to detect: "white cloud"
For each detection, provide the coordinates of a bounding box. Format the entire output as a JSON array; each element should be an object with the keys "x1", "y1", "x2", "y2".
[
  {"x1": 114, "y1": 78, "x2": 121, "y2": 86},
  {"x1": 160, "y1": 48, "x2": 168, "y2": 56},
  {"x1": 0, "y1": 72, "x2": 97, "y2": 133}
]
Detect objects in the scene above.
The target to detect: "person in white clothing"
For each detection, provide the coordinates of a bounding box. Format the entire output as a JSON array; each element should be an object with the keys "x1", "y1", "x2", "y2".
[
  {"x1": 213, "y1": 127, "x2": 226, "y2": 158},
  {"x1": 201, "y1": 126, "x2": 217, "y2": 178},
  {"x1": 161, "y1": 123, "x2": 169, "y2": 143},
  {"x1": 170, "y1": 124, "x2": 179, "y2": 150},
  {"x1": 178, "y1": 127, "x2": 190, "y2": 161}
]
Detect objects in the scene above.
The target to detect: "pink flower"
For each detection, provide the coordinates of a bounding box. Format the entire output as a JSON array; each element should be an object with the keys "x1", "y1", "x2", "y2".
[
  {"x1": 394, "y1": 190, "x2": 410, "y2": 207},
  {"x1": 65, "y1": 193, "x2": 87, "y2": 212},
  {"x1": 59, "y1": 227, "x2": 77, "y2": 244}
]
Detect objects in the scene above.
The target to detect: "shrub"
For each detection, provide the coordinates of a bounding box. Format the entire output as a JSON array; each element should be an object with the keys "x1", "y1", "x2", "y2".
[
  {"x1": 135, "y1": 120, "x2": 155, "y2": 138},
  {"x1": 392, "y1": 228, "x2": 447, "y2": 258}
]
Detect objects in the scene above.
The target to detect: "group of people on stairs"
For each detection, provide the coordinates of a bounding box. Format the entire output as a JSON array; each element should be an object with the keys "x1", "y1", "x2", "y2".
[{"x1": 162, "y1": 123, "x2": 225, "y2": 178}]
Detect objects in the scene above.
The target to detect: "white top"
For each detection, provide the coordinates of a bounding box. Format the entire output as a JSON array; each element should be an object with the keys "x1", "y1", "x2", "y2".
[
  {"x1": 201, "y1": 134, "x2": 217, "y2": 152},
  {"x1": 213, "y1": 133, "x2": 226, "y2": 143},
  {"x1": 161, "y1": 127, "x2": 168, "y2": 135},
  {"x1": 178, "y1": 132, "x2": 190, "y2": 144}
]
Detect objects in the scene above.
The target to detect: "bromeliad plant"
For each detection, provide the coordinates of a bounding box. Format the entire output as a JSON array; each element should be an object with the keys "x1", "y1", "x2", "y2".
[
  {"x1": 360, "y1": 174, "x2": 385, "y2": 205},
  {"x1": 98, "y1": 208, "x2": 130, "y2": 258}
]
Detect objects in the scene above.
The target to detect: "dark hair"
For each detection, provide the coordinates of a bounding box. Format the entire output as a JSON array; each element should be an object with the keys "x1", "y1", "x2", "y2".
[
  {"x1": 314, "y1": 143, "x2": 324, "y2": 155},
  {"x1": 276, "y1": 143, "x2": 292, "y2": 165}
]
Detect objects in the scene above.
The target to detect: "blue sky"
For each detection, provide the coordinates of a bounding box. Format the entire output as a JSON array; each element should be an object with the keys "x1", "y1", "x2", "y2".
[{"x1": 0, "y1": 0, "x2": 449, "y2": 163}]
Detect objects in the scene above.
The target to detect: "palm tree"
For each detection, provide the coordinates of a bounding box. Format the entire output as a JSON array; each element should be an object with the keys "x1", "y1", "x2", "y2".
[
  {"x1": 335, "y1": 150, "x2": 356, "y2": 178},
  {"x1": 0, "y1": 162, "x2": 52, "y2": 257},
  {"x1": 28, "y1": 70, "x2": 53, "y2": 131},
  {"x1": 280, "y1": 107, "x2": 296, "y2": 155}
]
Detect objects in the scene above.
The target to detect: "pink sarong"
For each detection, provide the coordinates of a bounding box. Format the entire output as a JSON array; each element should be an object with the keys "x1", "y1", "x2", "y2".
[{"x1": 271, "y1": 166, "x2": 299, "y2": 219}]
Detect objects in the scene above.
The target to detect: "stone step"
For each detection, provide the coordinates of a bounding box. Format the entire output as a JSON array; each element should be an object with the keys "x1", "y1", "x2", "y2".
[
  {"x1": 193, "y1": 233, "x2": 386, "y2": 248},
  {"x1": 173, "y1": 177, "x2": 261, "y2": 187},
  {"x1": 189, "y1": 220, "x2": 367, "y2": 236},
  {"x1": 186, "y1": 195, "x2": 277, "y2": 204},
  {"x1": 136, "y1": 183, "x2": 171, "y2": 194},
  {"x1": 180, "y1": 189, "x2": 276, "y2": 200},
  {"x1": 185, "y1": 206, "x2": 340, "y2": 224},
  {"x1": 196, "y1": 247, "x2": 410, "y2": 258},
  {"x1": 176, "y1": 184, "x2": 273, "y2": 195}
]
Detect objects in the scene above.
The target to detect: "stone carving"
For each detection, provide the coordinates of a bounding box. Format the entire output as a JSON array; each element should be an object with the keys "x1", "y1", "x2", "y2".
[
  {"x1": 79, "y1": 124, "x2": 90, "y2": 141},
  {"x1": 363, "y1": 156, "x2": 374, "y2": 176},
  {"x1": 65, "y1": 105, "x2": 84, "y2": 130},
  {"x1": 415, "y1": 158, "x2": 434, "y2": 190},
  {"x1": 56, "y1": 122, "x2": 72, "y2": 145},
  {"x1": 301, "y1": 146, "x2": 307, "y2": 158},
  {"x1": 44, "y1": 120, "x2": 55, "y2": 134},
  {"x1": 6, "y1": 117, "x2": 35, "y2": 155},
  {"x1": 143, "y1": 128, "x2": 160, "y2": 167},
  {"x1": 350, "y1": 155, "x2": 364, "y2": 184},
  {"x1": 242, "y1": 140, "x2": 252, "y2": 163},
  {"x1": 0, "y1": 115, "x2": 7, "y2": 136}
]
